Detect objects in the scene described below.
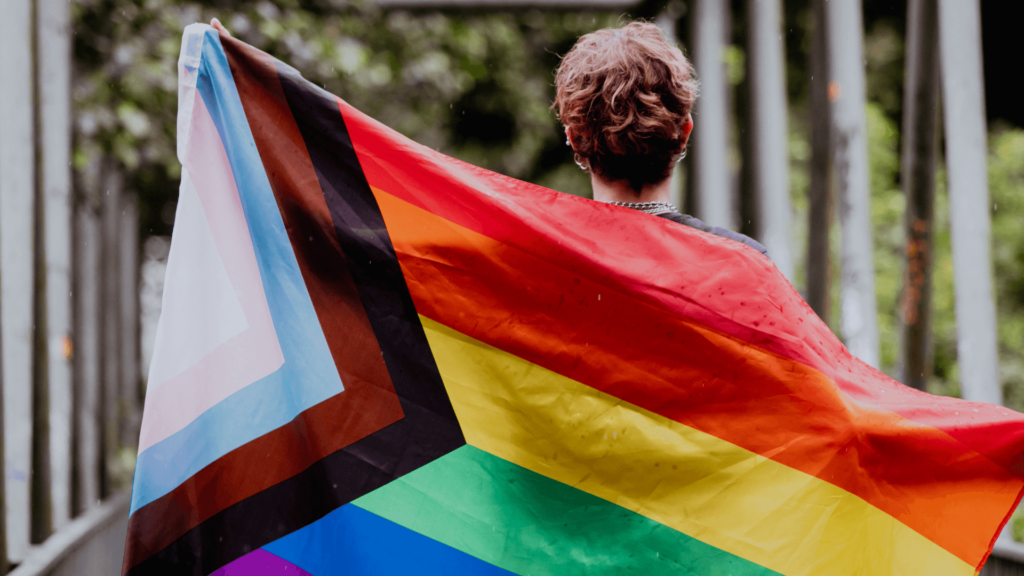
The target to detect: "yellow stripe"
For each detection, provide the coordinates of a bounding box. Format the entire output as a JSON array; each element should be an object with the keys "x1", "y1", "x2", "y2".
[{"x1": 421, "y1": 316, "x2": 974, "y2": 576}]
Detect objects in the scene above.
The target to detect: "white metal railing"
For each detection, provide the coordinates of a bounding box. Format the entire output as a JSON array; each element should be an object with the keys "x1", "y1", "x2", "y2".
[
  {"x1": 0, "y1": 0, "x2": 141, "y2": 572},
  {"x1": 9, "y1": 495, "x2": 129, "y2": 576}
]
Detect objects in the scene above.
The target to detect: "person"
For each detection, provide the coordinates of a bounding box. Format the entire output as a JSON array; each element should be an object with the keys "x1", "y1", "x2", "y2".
[{"x1": 553, "y1": 22, "x2": 768, "y2": 257}]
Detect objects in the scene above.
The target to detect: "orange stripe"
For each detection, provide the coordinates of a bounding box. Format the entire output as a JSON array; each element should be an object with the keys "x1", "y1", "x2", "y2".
[{"x1": 372, "y1": 185, "x2": 1021, "y2": 569}]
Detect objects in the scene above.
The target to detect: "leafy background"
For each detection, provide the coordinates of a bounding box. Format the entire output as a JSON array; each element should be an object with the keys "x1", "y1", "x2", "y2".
[{"x1": 74, "y1": 0, "x2": 1024, "y2": 430}]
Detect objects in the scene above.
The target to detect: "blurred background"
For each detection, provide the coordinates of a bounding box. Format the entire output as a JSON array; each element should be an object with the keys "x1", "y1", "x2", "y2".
[{"x1": 2, "y1": 0, "x2": 1024, "y2": 573}]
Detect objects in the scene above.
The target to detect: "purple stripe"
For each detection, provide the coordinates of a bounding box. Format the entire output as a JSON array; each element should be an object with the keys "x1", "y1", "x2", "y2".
[{"x1": 212, "y1": 549, "x2": 314, "y2": 576}]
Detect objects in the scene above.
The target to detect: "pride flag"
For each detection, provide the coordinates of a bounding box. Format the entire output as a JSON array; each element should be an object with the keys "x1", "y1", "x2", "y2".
[{"x1": 124, "y1": 24, "x2": 1024, "y2": 575}]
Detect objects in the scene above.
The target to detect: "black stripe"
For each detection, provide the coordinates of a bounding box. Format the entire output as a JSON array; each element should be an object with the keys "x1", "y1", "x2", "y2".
[
  {"x1": 278, "y1": 64, "x2": 460, "y2": 422},
  {"x1": 127, "y1": 59, "x2": 464, "y2": 576},
  {"x1": 127, "y1": 449, "x2": 393, "y2": 575},
  {"x1": 274, "y1": 63, "x2": 464, "y2": 463}
]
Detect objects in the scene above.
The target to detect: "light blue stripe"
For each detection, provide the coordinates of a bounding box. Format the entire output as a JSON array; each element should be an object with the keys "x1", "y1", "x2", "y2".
[{"x1": 130, "y1": 27, "x2": 343, "y2": 515}]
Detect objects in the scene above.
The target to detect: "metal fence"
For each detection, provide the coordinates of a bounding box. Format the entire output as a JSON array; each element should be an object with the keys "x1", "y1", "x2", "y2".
[{"x1": 0, "y1": 0, "x2": 141, "y2": 571}]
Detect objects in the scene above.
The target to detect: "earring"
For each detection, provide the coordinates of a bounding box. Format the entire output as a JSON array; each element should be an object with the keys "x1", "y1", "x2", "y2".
[
  {"x1": 574, "y1": 152, "x2": 590, "y2": 172},
  {"x1": 566, "y1": 137, "x2": 571, "y2": 146},
  {"x1": 676, "y1": 149, "x2": 687, "y2": 164}
]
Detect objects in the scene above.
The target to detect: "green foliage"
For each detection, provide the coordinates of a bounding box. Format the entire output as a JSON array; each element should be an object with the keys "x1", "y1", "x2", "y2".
[
  {"x1": 1013, "y1": 511, "x2": 1024, "y2": 543},
  {"x1": 865, "y1": 102, "x2": 903, "y2": 373},
  {"x1": 989, "y1": 128, "x2": 1024, "y2": 412},
  {"x1": 75, "y1": 2, "x2": 1024, "y2": 408},
  {"x1": 855, "y1": 28, "x2": 1024, "y2": 406},
  {"x1": 73, "y1": 0, "x2": 619, "y2": 236},
  {"x1": 862, "y1": 19, "x2": 904, "y2": 125},
  {"x1": 924, "y1": 169, "x2": 960, "y2": 398},
  {"x1": 783, "y1": 16, "x2": 1024, "y2": 407},
  {"x1": 786, "y1": 110, "x2": 810, "y2": 299},
  {"x1": 862, "y1": 16, "x2": 1022, "y2": 408}
]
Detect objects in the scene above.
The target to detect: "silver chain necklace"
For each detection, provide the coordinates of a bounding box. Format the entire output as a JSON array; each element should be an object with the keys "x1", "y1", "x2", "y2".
[{"x1": 604, "y1": 201, "x2": 678, "y2": 215}]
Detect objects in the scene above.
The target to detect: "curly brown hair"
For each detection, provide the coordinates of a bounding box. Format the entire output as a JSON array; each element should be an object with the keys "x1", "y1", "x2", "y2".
[{"x1": 553, "y1": 22, "x2": 699, "y2": 194}]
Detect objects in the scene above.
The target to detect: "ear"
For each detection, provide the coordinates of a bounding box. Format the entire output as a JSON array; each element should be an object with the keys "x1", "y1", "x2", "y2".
[{"x1": 680, "y1": 114, "x2": 694, "y2": 144}]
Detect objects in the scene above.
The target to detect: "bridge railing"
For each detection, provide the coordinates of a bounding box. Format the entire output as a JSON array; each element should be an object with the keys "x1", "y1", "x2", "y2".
[{"x1": 0, "y1": 0, "x2": 142, "y2": 572}]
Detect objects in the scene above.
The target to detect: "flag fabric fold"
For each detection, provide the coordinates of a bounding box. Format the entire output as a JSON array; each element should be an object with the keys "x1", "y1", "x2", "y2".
[{"x1": 125, "y1": 24, "x2": 1024, "y2": 575}]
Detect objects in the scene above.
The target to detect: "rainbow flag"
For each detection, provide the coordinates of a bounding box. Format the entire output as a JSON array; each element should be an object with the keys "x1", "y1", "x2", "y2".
[{"x1": 124, "y1": 23, "x2": 1024, "y2": 575}]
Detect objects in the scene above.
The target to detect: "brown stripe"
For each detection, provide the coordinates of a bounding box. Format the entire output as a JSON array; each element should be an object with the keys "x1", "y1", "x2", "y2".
[{"x1": 121, "y1": 35, "x2": 404, "y2": 572}]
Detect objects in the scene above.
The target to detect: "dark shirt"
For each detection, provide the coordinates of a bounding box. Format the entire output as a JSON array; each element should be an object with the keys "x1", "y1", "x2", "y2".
[{"x1": 657, "y1": 211, "x2": 770, "y2": 258}]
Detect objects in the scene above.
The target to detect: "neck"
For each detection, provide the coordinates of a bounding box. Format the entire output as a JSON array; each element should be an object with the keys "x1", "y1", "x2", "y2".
[{"x1": 590, "y1": 173, "x2": 673, "y2": 204}]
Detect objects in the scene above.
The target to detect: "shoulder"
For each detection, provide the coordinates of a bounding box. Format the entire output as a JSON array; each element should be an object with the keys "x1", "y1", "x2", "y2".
[
  {"x1": 657, "y1": 212, "x2": 770, "y2": 259},
  {"x1": 657, "y1": 211, "x2": 712, "y2": 232}
]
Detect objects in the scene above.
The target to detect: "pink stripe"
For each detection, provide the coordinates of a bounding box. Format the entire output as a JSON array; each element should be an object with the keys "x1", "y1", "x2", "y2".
[
  {"x1": 212, "y1": 549, "x2": 313, "y2": 576},
  {"x1": 138, "y1": 90, "x2": 284, "y2": 452}
]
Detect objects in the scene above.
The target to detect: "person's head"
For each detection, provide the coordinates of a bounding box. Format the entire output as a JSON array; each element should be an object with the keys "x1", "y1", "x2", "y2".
[{"x1": 553, "y1": 22, "x2": 698, "y2": 195}]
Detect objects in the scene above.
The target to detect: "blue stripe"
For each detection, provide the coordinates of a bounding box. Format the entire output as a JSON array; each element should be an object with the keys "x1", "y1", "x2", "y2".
[
  {"x1": 130, "y1": 26, "x2": 343, "y2": 514},
  {"x1": 263, "y1": 504, "x2": 514, "y2": 575}
]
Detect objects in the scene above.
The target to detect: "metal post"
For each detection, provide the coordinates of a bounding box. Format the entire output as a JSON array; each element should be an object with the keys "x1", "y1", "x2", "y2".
[
  {"x1": 38, "y1": 0, "x2": 73, "y2": 532},
  {"x1": 744, "y1": 0, "x2": 793, "y2": 279},
  {"x1": 898, "y1": 0, "x2": 940, "y2": 391},
  {"x1": 938, "y1": 0, "x2": 1000, "y2": 404},
  {"x1": 72, "y1": 201, "x2": 102, "y2": 514},
  {"x1": 687, "y1": 0, "x2": 733, "y2": 229},
  {"x1": 806, "y1": 0, "x2": 832, "y2": 322},
  {"x1": 824, "y1": 0, "x2": 880, "y2": 369},
  {"x1": 656, "y1": 5, "x2": 686, "y2": 212},
  {"x1": 100, "y1": 166, "x2": 123, "y2": 497},
  {"x1": 120, "y1": 195, "x2": 141, "y2": 447},
  {"x1": 0, "y1": 295, "x2": 7, "y2": 576},
  {"x1": 0, "y1": 0, "x2": 38, "y2": 561},
  {"x1": 29, "y1": 0, "x2": 54, "y2": 544}
]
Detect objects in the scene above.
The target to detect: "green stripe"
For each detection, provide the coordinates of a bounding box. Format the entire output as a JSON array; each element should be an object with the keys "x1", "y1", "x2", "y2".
[{"x1": 354, "y1": 446, "x2": 780, "y2": 576}]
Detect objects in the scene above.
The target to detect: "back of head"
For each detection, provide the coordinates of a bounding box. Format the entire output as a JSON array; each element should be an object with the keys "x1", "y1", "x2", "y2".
[{"x1": 553, "y1": 22, "x2": 698, "y2": 194}]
